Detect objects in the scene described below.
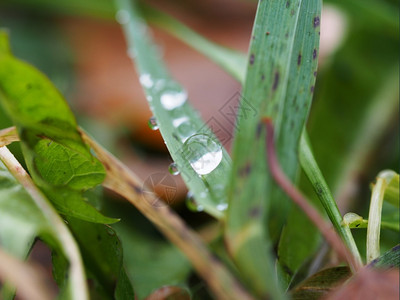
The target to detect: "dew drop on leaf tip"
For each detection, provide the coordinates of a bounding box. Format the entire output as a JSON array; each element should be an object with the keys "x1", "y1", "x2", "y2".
[
  {"x1": 148, "y1": 117, "x2": 159, "y2": 130},
  {"x1": 186, "y1": 192, "x2": 204, "y2": 212},
  {"x1": 168, "y1": 162, "x2": 180, "y2": 176}
]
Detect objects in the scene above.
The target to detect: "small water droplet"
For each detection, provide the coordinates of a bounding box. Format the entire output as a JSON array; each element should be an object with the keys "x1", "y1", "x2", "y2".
[
  {"x1": 127, "y1": 47, "x2": 137, "y2": 59},
  {"x1": 168, "y1": 162, "x2": 180, "y2": 175},
  {"x1": 160, "y1": 90, "x2": 187, "y2": 110},
  {"x1": 115, "y1": 9, "x2": 130, "y2": 24},
  {"x1": 183, "y1": 134, "x2": 222, "y2": 175},
  {"x1": 185, "y1": 192, "x2": 204, "y2": 212},
  {"x1": 216, "y1": 203, "x2": 228, "y2": 211},
  {"x1": 139, "y1": 74, "x2": 154, "y2": 88},
  {"x1": 148, "y1": 117, "x2": 159, "y2": 130},
  {"x1": 172, "y1": 116, "x2": 189, "y2": 127}
]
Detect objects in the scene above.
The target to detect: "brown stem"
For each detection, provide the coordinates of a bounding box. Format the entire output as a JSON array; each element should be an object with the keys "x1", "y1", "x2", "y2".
[{"x1": 262, "y1": 118, "x2": 361, "y2": 273}]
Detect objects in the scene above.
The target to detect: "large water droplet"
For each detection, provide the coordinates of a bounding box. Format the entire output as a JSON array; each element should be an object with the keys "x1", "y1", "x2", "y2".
[
  {"x1": 183, "y1": 134, "x2": 222, "y2": 175},
  {"x1": 168, "y1": 162, "x2": 180, "y2": 175},
  {"x1": 139, "y1": 74, "x2": 154, "y2": 88},
  {"x1": 185, "y1": 192, "x2": 204, "y2": 212},
  {"x1": 148, "y1": 117, "x2": 159, "y2": 130},
  {"x1": 160, "y1": 90, "x2": 187, "y2": 110},
  {"x1": 115, "y1": 10, "x2": 130, "y2": 24}
]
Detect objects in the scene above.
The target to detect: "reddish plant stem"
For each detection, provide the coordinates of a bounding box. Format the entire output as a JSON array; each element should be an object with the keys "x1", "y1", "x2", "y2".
[{"x1": 262, "y1": 118, "x2": 361, "y2": 273}]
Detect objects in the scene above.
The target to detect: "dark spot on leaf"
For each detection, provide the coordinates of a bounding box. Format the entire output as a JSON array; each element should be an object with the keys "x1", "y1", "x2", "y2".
[
  {"x1": 239, "y1": 162, "x2": 252, "y2": 177},
  {"x1": 266, "y1": 31, "x2": 270, "y2": 36},
  {"x1": 290, "y1": 9, "x2": 295, "y2": 16},
  {"x1": 250, "y1": 54, "x2": 255, "y2": 65},
  {"x1": 286, "y1": 1, "x2": 290, "y2": 8},
  {"x1": 249, "y1": 206, "x2": 261, "y2": 217},
  {"x1": 261, "y1": 74, "x2": 265, "y2": 80},
  {"x1": 252, "y1": 35, "x2": 255, "y2": 40},
  {"x1": 314, "y1": 71, "x2": 317, "y2": 77},
  {"x1": 285, "y1": 32, "x2": 289, "y2": 38},
  {"x1": 272, "y1": 71, "x2": 280, "y2": 91},
  {"x1": 313, "y1": 49, "x2": 317, "y2": 59},
  {"x1": 256, "y1": 122, "x2": 263, "y2": 138},
  {"x1": 97, "y1": 235, "x2": 101, "y2": 241},
  {"x1": 172, "y1": 133, "x2": 179, "y2": 141},
  {"x1": 310, "y1": 86, "x2": 315, "y2": 93},
  {"x1": 313, "y1": 16, "x2": 320, "y2": 28},
  {"x1": 297, "y1": 53, "x2": 302, "y2": 66}
]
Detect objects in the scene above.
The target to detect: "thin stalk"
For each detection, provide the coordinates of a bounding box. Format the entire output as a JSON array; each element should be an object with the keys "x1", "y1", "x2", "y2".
[
  {"x1": 80, "y1": 130, "x2": 254, "y2": 300},
  {"x1": 0, "y1": 146, "x2": 88, "y2": 300},
  {"x1": 366, "y1": 170, "x2": 396, "y2": 263},
  {"x1": 263, "y1": 118, "x2": 361, "y2": 273},
  {"x1": 300, "y1": 131, "x2": 362, "y2": 267}
]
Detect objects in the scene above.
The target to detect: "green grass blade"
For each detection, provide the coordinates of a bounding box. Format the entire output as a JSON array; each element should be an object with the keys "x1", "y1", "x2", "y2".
[
  {"x1": 368, "y1": 244, "x2": 400, "y2": 269},
  {"x1": 299, "y1": 132, "x2": 362, "y2": 264},
  {"x1": 140, "y1": 4, "x2": 246, "y2": 83},
  {"x1": 115, "y1": 0, "x2": 231, "y2": 218},
  {"x1": 224, "y1": 0, "x2": 320, "y2": 298}
]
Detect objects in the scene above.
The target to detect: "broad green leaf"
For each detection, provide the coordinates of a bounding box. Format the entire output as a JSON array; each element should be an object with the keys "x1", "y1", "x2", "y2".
[
  {"x1": 290, "y1": 267, "x2": 351, "y2": 300},
  {"x1": 112, "y1": 215, "x2": 191, "y2": 300},
  {"x1": 225, "y1": 1, "x2": 320, "y2": 297},
  {"x1": 0, "y1": 152, "x2": 87, "y2": 300},
  {"x1": 65, "y1": 218, "x2": 135, "y2": 300},
  {"x1": 0, "y1": 31, "x2": 117, "y2": 224},
  {"x1": 115, "y1": 0, "x2": 231, "y2": 219},
  {"x1": 368, "y1": 244, "x2": 399, "y2": 269}
]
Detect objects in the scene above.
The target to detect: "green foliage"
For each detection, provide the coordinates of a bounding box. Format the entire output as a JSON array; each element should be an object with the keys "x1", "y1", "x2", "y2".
[
  {"x1": 0, "y1": 31, "x2": 116, "y2": 224},
  {"x1": 225, "y1": 1, "x2": 320, "y2": 297},
  {"x1": 0, "y1": 0, "x2": 398, "y2": 299}
]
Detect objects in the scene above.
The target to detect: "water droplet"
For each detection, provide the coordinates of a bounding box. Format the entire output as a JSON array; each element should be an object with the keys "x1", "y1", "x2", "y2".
[
  {"x1": 148, "y1": 117, "x2": 159, "y2": 130},
  {"x1": 183, "y1": 134, "x2": 222, "y2": 175},
  {"x1": 127, "y1": 47, "x2": 137, "y2": 59},
  {"x1": 139, "y1": 74, "x2": 154, "y2": 88},
  {"x1": 172, "y1": 116, "x2": 189, "y2": 127},
  {"x1": 185, "y1": 192, "x2": 204, "y2": 212},
  {"x1": 160, "y1": 90, "x2": 187, "y2": 110},
  {"x1": 115, "y1": 9, "x2": 130, "y2": 24},
  {"x1": 216, "y1": 203, "x2": 228, "y2": 211},
  {"x1": 168, "y1": 162, "x2": 180, "y2": 175}
]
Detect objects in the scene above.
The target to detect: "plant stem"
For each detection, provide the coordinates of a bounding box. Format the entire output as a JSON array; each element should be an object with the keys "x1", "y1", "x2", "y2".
[
  {"x1": 263, "y1": 119, "x2": 362, "y2": 273},
  {"x1": 80, "y1": 130, "x2": 254, "y2": 300},
  {"x1": 300, "y1": 131, "x2": 363, "y2": 267},
  {"x1": 0, "y1": 146, "x2": 88, "y2": 300},
  {"x1": 366, "y1": 170, "x2": 396, "y2": 263}
]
